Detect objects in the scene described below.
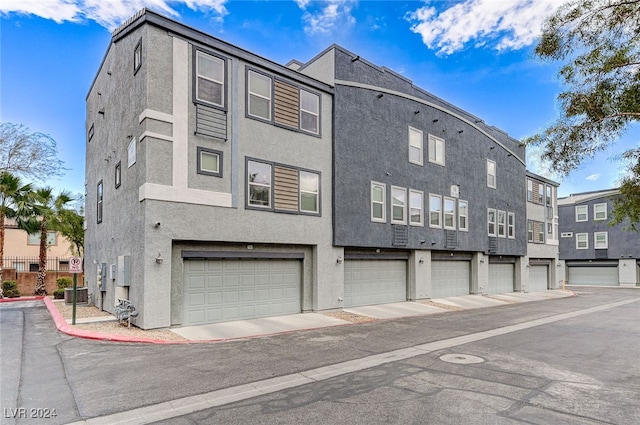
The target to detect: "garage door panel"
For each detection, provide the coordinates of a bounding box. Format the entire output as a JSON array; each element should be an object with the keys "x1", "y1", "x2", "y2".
[
  {"x1": 529, "y1": 265, "x2": 548, "y2": 292},
  {"x1": 569, "y1": 266, "x2": 618, "y2": 286},
  {"x1": 488, "y1": 263, "x2": 514, "y2": 295},
  {"x1": 344, "y1": 260, "x2": 407, "y2": 307},
  {"x1": 183, "y1": 258, "x2": 301, "y2": 325},
  {"x1": 432, "y1": 261, "x2": 470, "y2": 298}
]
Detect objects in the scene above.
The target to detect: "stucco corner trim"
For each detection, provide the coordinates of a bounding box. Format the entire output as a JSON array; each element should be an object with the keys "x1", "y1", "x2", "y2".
[
  {"x1": 139, "y1": 183, "x2": 232, "y2": 207},
  {"x1": 140, "y1": 131, "x2": 174, "y2": 143},
  {"x1": 139, "y1": 109, "x2": 174, "y2": 125}
]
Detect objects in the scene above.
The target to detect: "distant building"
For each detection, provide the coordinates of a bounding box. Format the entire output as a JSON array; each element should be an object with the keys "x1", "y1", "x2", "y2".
[{"x1": 558, "y1": 188, "x2": 639, "y2": 286}]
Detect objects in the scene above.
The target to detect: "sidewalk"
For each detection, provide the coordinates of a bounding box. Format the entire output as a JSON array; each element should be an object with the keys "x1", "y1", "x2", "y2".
[{"x1": 23, "y1": 289, "x2": 576, "y2": 344}]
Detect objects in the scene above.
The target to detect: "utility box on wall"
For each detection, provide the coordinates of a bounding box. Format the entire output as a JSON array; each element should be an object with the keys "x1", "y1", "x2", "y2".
[{"x1": 117, "y1": 255, "x2": 131, "y2": 287}]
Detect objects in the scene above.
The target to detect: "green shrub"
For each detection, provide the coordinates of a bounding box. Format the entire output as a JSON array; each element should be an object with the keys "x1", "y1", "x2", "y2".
[
  {"x1": 2, "y1": 281, "x2": 20, "y2": 298},
  {"x1": 56, "y1": 277, "x2": 73, "y2": 290},
  {"x1": 53, "y1": 289, "x2": 65, "y2": 299}
]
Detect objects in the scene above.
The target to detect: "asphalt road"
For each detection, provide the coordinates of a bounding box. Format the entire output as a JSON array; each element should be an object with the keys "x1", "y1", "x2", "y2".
[{"x1": 1, "y1": 287, "x2": 639, "y2": 425}]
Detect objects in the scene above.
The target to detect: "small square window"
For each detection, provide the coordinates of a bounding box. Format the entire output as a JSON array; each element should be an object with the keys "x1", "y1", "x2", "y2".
[
  {"x1": 197, "y1": 147, "x2": 222, "y2": 177},
  {"x1": 594, "y1": 203, "x2": 607, "y2": 221},
  {"x1": 428, "y1": 134, "x2": 445, "y2": 166},
  {"x1": 115, "y1": 161, "x2": 121, "y2": 189},
  {"x1": 576, "y1": 233, "x2": 588, "y2": 249},
  {"x1": 134, "y1": 38, "x2": 142, "y2": 74},
  {"x1": 594, "y1": 231, "x2": 608, "y2": 249},
  {"x1": 487, "y1": 159, "x2": 496, "y2": 188}
]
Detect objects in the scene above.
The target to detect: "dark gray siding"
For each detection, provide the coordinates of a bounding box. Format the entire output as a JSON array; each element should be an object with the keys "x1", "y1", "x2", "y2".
[
  {"x1": 559, "y1": 195, "x2": 640, "y2": 260},
  {"x1": 332, "y1": 49, "x2": 526, "y2": 255}
]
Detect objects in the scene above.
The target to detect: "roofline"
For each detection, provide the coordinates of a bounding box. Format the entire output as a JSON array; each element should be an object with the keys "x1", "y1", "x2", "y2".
[
  {"x1": 557, "y1": 188, "x2": 621, "y2": 205},
  {"x1": 526, "y1": 170, "x2": 560, "y2": 187}
]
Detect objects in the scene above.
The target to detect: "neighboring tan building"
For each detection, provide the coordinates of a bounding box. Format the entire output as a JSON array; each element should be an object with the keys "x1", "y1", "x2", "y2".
[{"x1": 559, "y1": 188, "x2": 639, "y2": 287}]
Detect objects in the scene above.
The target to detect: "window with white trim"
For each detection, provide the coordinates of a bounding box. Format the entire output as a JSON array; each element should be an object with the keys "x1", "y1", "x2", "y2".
[
  {"x1": 300, "y1": 89, "x2": 319, "y2": 134},
  {"x1": 497, "y1": 210, "x2": 506, "y2": 237},
  {"x1": 248, "y1": 70, "x2": 272, "y2": 120},
  {"x1": 594, "y1": 203, "x2": 607, "y2": 221},
  {"x1": 458, "y1": 200, "x2": 468, "y2": 232},
  {"x1": 97, "y1": 180, "x2": 103, "y2": 224},
  {"x1": 507, "y1": 212, "x2": 515, "y2": 238},
  {"x1": 391, "y1": 186, "x2": 407, "y2": 224},
  {"x1": 197, "y1": 147, "x2": 222, "y2": 177},
  {"x1": 247, "y1": 160, "x2": 272, "y2": 208},
  {"x1": 299, "y1": 171, "x2": 319, "y2": 213},
  {"x1": 575, "y1": 205, "x2": 588, "y2": 222},
  {"x1": 409, "y1": 189, "x2": 424, "y2": 226},
  {"x1": 594, "y1": 231, "x2": 608, "y2": 249},
  {"x1": 487, "y1": 208, "x2": 496, "y2": 236},
  {"x1": 371, "y1": 182, "x2": 386, "y2": 222},
  {"x1": 444, "y1": 197, "x2": 456, "y2": 230},
  {"x1": 127, "y1": 137, "x2": 136, "y2": 168},
  {"x1": 528, "y1": 220, "x2": 534, "y2": 242},
  {"x1": 429, "y1": 194, "x2": 442, "y2": 228},
  {"x1": 576, "y1": 233, "x2": 588, "y2": 249},
  {"x1": 487, "y1": 159, "x2": 496, "y2": 188},
  {"x1": 134, "y1": 38, "x2": 142, "y2": 75},
  {"x1": 428, "y1": 134, "x2": 445, "y2": 166},
  {"x1": 196, "y1": 51, "x2": 224, "y2": 107},
  {"x1": 527, "y1": 179, "x2": 533, "y2": 202},
  {"x1": 408, "y1": 127, "x2": 423, "y2": 165}
]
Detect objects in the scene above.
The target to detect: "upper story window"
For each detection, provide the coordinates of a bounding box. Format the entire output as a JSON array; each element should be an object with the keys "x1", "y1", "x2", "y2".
[
  {"x1": 527, "y1": 179, "x2": 533, "y2": 202},
  {"x1": 299, "y1": 171, "x2": 319, "y2": 213},
  {"x1": 458, "y1": 200, "x2": 468, "y2": 232},
  {"x1": 576, "y1": 232, "x2": 588, "y2": 249},
  {"x1": 115, "y1": 161, "x2": 122, "y2": 189},
  {"x1": 487, "y1": 160, "x2": 496, "y2": 188},
  {"x1": 575, "y1": 205, "x2": 588, "y2": 222},
  {"x1": 197, "y1": 147, "x2": 222, "y2": 177},
  {"x1": 248, "y1": 70, "x2": 272, "y2": 120},
  {"x1": 371, "y1": 182, "x2": 386, "y2": 223},
  {"x1": 247, "y1": 160, "x2": 272, "y2": 208},
  {"x1": 546, "y1": 186, "x2": 552, "y2": 206},
  {"x1": 444, "y1": 197, "x2": 456, "y2": 230},
  {"x1": 409, "y1": 189, "x2": 424, "y2": 226},
  {"x1": 487, "y1": 208, "x2": 496, "y2": 236},
  {"x1": 28, "y1": 231, "x2": 57, "y2": 246},
  {"x1": 196, "y1": 51, "x2": 224, "y2": 107},
  {"x1": 408, "y1": 127, "x2": 423, "y2": 165},
  {"x1": 97, "y1": 180, "x2": 103, "y2": 224},
  {"x1": 391, "y1": 186, "x2": 407, "y2": 225},
  {"x1": 594, "y1": 203, "x2": 607, "y2": 221},
  {"x1": 300, "y1": 90, "x2": 319, "y2": 134},
  {"x1": 497, "y1": 210, "x2": 506, "y2": 238},
  {"x1": 528, "y1": 220, "x2": 545, "y2": 243},
  {"x1": 128, "y1": 137, "x2": 137, "y2": 168},
  {"x1": 429, "y1": 194, "x2": 442, "y2": 228},
  {"x1": 134, "y1": 38, "x2": 142, "y2": 75},
  {"x1": 594, "y1": 231, "x2": 608, "y2": 249},
  {"x1": 507, "y1": 212, "x2": 515, "y2": 239},
  {"x1": 428, "y1": 134, "x2": 445, "y2": 166}
]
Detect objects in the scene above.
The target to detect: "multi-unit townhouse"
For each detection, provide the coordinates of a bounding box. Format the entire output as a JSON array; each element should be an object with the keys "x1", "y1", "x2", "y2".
[
  {"x1": 85, "y1": 9, "x2": 339, "y2": 329},
  {"x1": 296, "y1": 45, "x2": 527, "y2": 304},
  {"x1": 86, "y1": 10, "x2": 545, "y2": 329},
  {"x1": 3, "y1": 218, "x2": 74, "y2": 271},
  {"x1": 558, "y1": 189, "x2": 639, "y2": 286},
  {"x1": 523, "y1": 172, "x2": 563, "y2": 291}
]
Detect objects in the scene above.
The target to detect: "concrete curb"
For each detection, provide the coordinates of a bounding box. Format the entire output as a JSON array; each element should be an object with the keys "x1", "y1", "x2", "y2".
[{"x1": 0, "y1": 296, "x2": 45, "y2": 303}]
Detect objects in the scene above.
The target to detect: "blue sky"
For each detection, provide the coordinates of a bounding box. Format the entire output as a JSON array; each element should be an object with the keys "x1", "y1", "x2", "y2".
[{"x1": 1, "y1": 0, "x2": 636, "y2": 199}]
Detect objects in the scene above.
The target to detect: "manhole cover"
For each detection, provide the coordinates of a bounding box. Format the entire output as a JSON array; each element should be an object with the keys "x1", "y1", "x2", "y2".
[{"x1": 439, "y1": 354, "x2": 485, "y2": 364}]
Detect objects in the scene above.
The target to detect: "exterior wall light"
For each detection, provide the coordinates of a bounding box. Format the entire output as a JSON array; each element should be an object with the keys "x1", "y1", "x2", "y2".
[
  {"x1": 156, "y1": 253, "x2": 163, "y2": 264},
  {"x1": 336, "y1": 256, "x2": 343, "y2": 264}
]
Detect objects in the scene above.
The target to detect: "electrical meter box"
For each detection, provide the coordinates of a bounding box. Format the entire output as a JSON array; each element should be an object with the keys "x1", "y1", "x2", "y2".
[{"x1": 117, "y1": 255, "x2": 131, "y2": 287}]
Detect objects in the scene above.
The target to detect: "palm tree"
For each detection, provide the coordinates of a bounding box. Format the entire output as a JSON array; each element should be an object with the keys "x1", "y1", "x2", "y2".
[
  {"x1": 19, "y1": 188, "x2": 73, "y2": 296},
  {"x1": 0, "y1": 172, "x2": 33, "y2": 297}
]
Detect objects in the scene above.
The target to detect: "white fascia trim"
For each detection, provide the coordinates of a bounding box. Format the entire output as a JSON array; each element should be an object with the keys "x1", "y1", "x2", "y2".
[
  {"x1": 334, "y1": 80, "x2": 526, "y2": 166},
  {"x1": 139, "y1": 183, "x2": 232, "y2": 208},
  {"x1": 139, "y1": 131, "x2": 174, "y2": 143},
  {"x1": 139, "y1": 109, "x2": 174, "y2": 125}
]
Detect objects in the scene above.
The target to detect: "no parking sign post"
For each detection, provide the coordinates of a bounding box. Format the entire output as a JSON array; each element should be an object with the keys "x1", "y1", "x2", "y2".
[{"x1": 69, "y1": 257, "x2": 83, "y2": 325}]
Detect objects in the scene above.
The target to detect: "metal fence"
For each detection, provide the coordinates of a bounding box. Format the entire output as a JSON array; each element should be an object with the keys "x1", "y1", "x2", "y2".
[{"x1": 1, "y1": 257, "x2": 71, "y2": 273}]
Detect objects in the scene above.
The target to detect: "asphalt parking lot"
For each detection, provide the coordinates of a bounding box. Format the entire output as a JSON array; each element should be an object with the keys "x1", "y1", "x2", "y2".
[{"x1": 1, "y1": 287, "x2": 639, "y2": 424}]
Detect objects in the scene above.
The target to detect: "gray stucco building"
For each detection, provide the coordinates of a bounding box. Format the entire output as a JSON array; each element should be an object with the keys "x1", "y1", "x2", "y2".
[
  {"x1": 558, "y1": 189, "x2": 640, "y2": 286},
  {"x1": 86, "y1": 10, "x2": 552, "y2": 329}
]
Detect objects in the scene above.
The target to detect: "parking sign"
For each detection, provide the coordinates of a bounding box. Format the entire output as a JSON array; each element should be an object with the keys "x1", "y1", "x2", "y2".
[{"x1": 69, "y1": 257, "x2": 83, "y2": 273}]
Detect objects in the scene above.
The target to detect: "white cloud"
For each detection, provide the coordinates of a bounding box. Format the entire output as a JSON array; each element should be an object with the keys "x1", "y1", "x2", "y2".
[
  {"x1": 296, "y1": 0, "x2": 356, "y2": 35},
  {"x1": 0, "y1": 0, "x2": 228, "y2": 31},
  {"x1": 585, "y1": 173, "x2": 601, "y2": 181},
  {"x1": 406, "y1": 0, "x2": 565, "y2": 55}
]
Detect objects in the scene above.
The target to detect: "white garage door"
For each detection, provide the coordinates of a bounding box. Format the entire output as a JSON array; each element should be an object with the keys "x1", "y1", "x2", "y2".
[
  {"x1": 528, "y1": 265, "x2": 549, "y2": 292},
  {"x1": 488, "y1": 263, "x2": 514, "y2": 295},
  {"x1": 183, "y1": 258, "x2": 301, "y2": 326},
  {"x1": 432, "y1": 261, "x2": 470, "y2": 298},
  {"x1": 344, "y1": 260, "x2": 407, "y2": 307},
  {"x1": 568, "y1": 266, "x2": 619, "y2": 286}
]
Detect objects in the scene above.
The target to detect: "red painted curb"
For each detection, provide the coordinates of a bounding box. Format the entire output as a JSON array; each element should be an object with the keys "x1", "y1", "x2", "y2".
[{"x1": 0, "y1": 296, "x2": 45, "y2": 303}]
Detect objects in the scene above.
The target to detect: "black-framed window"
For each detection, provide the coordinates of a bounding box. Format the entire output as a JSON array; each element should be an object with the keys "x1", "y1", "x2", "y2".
[
  {"x1": 197, "y1": 147, "x2": 222, "y2": 177},
  {"x1": 247, "y1": 70, "x2": 272, "y2": 121},
  {"x1": 247, "y1": 160, "x2": 272, "y2": 208},
  {"x1": 194, "y1": 50, "x2": 225, "y2": 108},
  {"x1": 134, "y1": 38, "x2": 142, "y2": 75},
  {"x1": 97, "y1": 180, "x2": 103, "y2": 224},
  {"x1": 88, "y1": 123, "x2": 94, "y2": 142},
  {"x1": 115, "y1": 161, "x2": 121, "y2": 189}
]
